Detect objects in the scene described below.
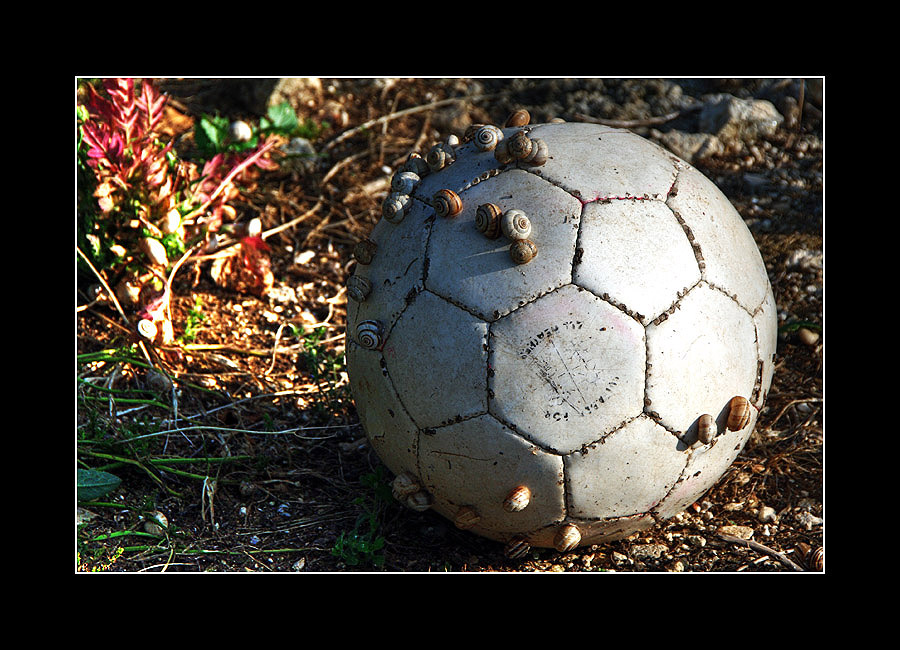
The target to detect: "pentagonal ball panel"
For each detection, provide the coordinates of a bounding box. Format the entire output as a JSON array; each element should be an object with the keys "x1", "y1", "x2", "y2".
[
  {"x1": 489, "y1": 284, "x2": 645, "y2": 454},
  {"x1": 575, "y1": 199, "x2": 700, "y2": 324},
  {"x1": 418, "y1": 413, "x2": 566, "y2": 542},
  {"x1": 646, "y1": 283, "x2": 759, "y2": 436},
  {"x1": 425, "y1": 169, "x2": 581, "y2": 321},
  {"x1": 383, "y1": 290, "x2": 489, "y2": 430}
]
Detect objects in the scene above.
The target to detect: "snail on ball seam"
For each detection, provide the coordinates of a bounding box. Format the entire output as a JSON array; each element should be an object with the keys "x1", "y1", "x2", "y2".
[
  {"x1": 382, "y1": 192, "x2": 412, "y2": 224},
  {"x1": 726, "y1": 395, "x2": 751, "y2": 431},
  {"x1": 356, "y1": 319, "x2": 385, "y2": 350},
  {"x1": 433, "y1": 188, "x2": 463, "y2": 218}
]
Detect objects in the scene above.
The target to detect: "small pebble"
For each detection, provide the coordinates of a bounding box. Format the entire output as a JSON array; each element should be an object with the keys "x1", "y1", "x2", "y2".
[
  {"x1": 718, "y1": 524, "x2": 754, "y2": 539},
  {"x1": 797, "y1": 327, "x2": 820, "y2": 346},
  {"x1": 758, "y1": 505, "x2": 778, "y2": 523}
]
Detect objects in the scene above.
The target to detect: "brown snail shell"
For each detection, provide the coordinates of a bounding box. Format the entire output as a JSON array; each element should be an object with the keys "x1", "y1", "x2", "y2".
[
  {"x1": 806, "y1": 546, "x2": 824, "y2": 571},
  {"x1": 503, "y1": 485, "x2": 531, "y2": 512},
  {"x1": 426, "y1": 142, "x2": 455, "y2": 172},
  {"x1": 501, "y1": 209, "x2": 532, "y2": 241},
  {"x1": 726, "y1": 395, "x2": 751, "y2": 431},
  {"x1": 507, "y1": 130, "x2": 534, "y2": 160},
  {"x1": 553, "y1": 523, "x2": 582, "y2": 552},
  {"x1": 353, "y1": 238, "x2": 377, "y2": 265},
  {"x1": 356, "y1": 320, "x2": 384, "y2": 350},
  {"x1": 346, "y1": 275, "x2": 372, "y2": 302},
  {"x1": 475, "y1": 203, "x2": 503, "y2": 239},
  {"x1": 697, "y1": 413, "x2": 717, "y2": 444},
  {"x1": 505, "y1": 109, "x2": 531, "y2": 127},
  {"x1": 463, "y1": 123, "x2": 486, "y2": 142},
  {"x1": 494, "y1": 138, "x2": 515, "y2": 165},
  {"x1": 521, "y1": 137, "x2": 549, "y2": 166},
  {"x1": 391, "y1": 472, "x2": 420, "y2": 498},
  {"x1": 433, "y1": 189, "x2": 462, "y2": 218},
  {"x1": 504, "y1": 535, "x2": 532, "y2": 559},
  {"x1": 454, "y1": 506, "x2": 482, "y2": 530},
  {"x1": 510, "y1": 239, "x2": 538, "y2": 265}
]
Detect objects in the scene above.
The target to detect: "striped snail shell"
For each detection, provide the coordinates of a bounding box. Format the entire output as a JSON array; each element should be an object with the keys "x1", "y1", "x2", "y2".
[
  {"x1": 510, "y1": 239, "x2": 538, "y2": 265},
  {"x1": 353, "y1": 238, "x2": 377, "y2": 265},
  {"x1": 463, "y1": 123, "x2": 486, "y2": 142},
  {"x1": 521, "y1": 137, "x2": 549, "y2": 166},
  {"x1": 504, "y1": 535, "x2": 532, "y2": 559},
  {"x1": 726, "y1": 395, "x2": 751, "y2": 431},
  {"x1": 391, "y1": 472, "x2": 420, "y2": 499},
  {"x1": 505, "y1": 109, "x2": 531, "y2": 127},
  {"x1": 433, "y1": 188, "x2": 462, "y2": 218},
  {"x1": 454, "y1": 505, "x2": 482, "y2": 530},
  {"x1": 507, "y1": 130, "x2": 534, "y2": 160},
  {"x1": 426, "y1": 142, "x2": 456, "y2": 172},
  {"x1": 697, "y1": 413, "x2": 717, "y2": 444},
  {"x1": 382, "y1": 192, "x2": 411, "y2": 224},
  {"x1": 472, "y1": 124, "x2": 504, "y2": 151},
  {"x1": 403, "y1": 152, "x2": 430, "y2": 176},
  {"x1": 356, "y1": 319, "x2": 384, "y2": 350},
  {"x1": 503, "y1": 485, "x2": 531, "y2": 512},
  {"x1": 475, "y1": 203, "x2": 503, "y2": 239},
  {"x1": 553, "y1": 523, "x2": 582, "y2": 552},
  {"x1": 390, "y1": 170, "x2": 420, "y2": 195},
  {"x1": 346, "y1": 275, "x2": 372, "y2": 302},
  {"x1": 494, "y1": 137, "x2": 515, "y2": 165},
  {"x1": 501, "y1": 209, "x2": 532, "y2": 240}
]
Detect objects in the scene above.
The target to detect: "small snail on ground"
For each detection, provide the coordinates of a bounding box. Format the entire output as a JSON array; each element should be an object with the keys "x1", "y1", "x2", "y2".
[
  {"x1": 553, "y1": 523, "x2": 582, "y2": 552},
  {"x1": 505, "y1": 109, "x2": 531, "y2": 127},
  {"x1": 697, "y1": 413, "x2": 717, "y2": 444},
  {"x1": 356, "y1": 320, "x2": 384, "y2": 350},
  {"x1": 347, "y1": 275, "x2": 372, "y2": 302},
  {"x1": 405, "y1": 490, "x2": 433, "y2": 512},
  {"x1": 509, "y1": 239, "x2": 538, "y2": 265},
  {"x1": 475, "y1": 203, "x2": 503, "y2": 239},
  {"x1": 391, "y1": 472, "x2": 420, "y2": 498},
  {"x1": 726, "y1": 396, "x2": 751, "y2": 431},
  {"x1": 503, "y1": 485, "x2": 531, "y2": 512},
  {"x1": 501, "y1": 209, "x2": 532, "y2": 241},
  {"x1": 433, "y1": 189, "x2": 462, "y2": 218},
  {"x1": 504, "y1": 535, "x2": 532, "y2": 559}
]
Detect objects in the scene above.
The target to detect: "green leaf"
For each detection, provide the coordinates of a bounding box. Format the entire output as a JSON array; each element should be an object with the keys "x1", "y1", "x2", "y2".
[
  {"x1": 78, "y1": 469, "x2": 122, "y2": 501},
  {"x1": 194, "y1": 114, "x2": 228, "y2": 157},
  {"x1": 265, "y1": 102, "x2": 298, "y2": 134}
]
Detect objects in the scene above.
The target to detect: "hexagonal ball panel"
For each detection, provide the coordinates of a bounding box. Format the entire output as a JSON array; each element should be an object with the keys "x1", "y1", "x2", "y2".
[{"x1": 489, "y1": 284, "x2": 645, "y2": 454}]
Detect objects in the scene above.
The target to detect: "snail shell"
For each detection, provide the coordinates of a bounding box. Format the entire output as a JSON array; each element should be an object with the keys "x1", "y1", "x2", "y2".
[
  {"x1": 353, "y1": 238, "x2": 377, "y2": 265},
  {"x1": 503, "y1": 485, "x2": 531, "y2": 512},
  {"x1": 390, "y1": 171, "x2": 420, "y2": 195},
  {"x1": 507, "y1": 130, "x2": 534, "y2": 160},
  {"x1": 391, "y1": 472, "x2": 420, "y2": 498},
  {"x1": 504, "y1": 535, "x2": 532, "y2": 559},
  {"x1": 806, "y1": 546, "x2": 824, "y2": 571},
  {"x1": 405, "y1": 489, "x2": 433, "y2": 512},
  {"x1": 493, "y1": 138, "x2": 515, "y2": 165},
  {"x1": 475, "y1": 203, "x2": 503, "y2": 239},
  {"x1": 454, "y1": 506, "x2": 482, "y2": 530},
  {"x1": 346, "y1": 275, "x2": 372, "y2": 302},
  {"x1": 509, "y1": 239, "x2": 538, "y2": 265},
  {"x1": 463, "y1": 123, "x2": 486, "y2": 142},
  {"x1": 426, "y1": 142, "x2": 456, "y2": 172},
  {"x1": 403, "y1": 152, "x2": 430, "y2": 176},
  {"x1": 553, "y1": 523, "x2": 582, "y2": 552},
  {"x1": 382, "y1": 192, "x2": 411, "y2": 224},
  {"x1": 505, "y1": 109, "x2": 531, "y2": 127},
  {"x1": 697, "y1": 413, "x2": 717, "y2": 444},
  {"x1": 472, "y1": 124, "x2": 504, "y2": 151},
  {"x1": 433, "y1": 188, "x2": 462, "y2": 218},
  {"x1": 726, "y1": 395, "x2": 751, "y2": 431},
  {"x1": 521, "y1": 137, "x2": 549, "y2": 166},
  {"x1": 137, "y1": 318, "x2": 158, "y2": 342},
  {"x1": 356, "y1": 320, "x2": 384, "y2": 350},
  {"x1": 501, "y1": 209, "x2": 532, "y2": 241}
]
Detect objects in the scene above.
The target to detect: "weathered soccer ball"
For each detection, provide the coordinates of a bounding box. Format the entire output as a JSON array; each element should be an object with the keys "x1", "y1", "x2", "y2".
[{"x1": 345, "y1": 115, "x2": 777, "y2": 556}]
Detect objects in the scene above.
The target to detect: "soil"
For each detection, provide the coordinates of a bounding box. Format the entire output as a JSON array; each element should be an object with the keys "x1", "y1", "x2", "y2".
[{"x1": 75, "y1": 77, "x2": 824, "y2": 573}]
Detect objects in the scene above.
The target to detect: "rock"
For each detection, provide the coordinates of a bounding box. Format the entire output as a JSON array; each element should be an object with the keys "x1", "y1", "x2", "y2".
[
  {"x1": 698, "y1": 94, "x2": 783, "y2": 143},
  {"x1": 796, "y1": 511, "x2": 823, "y2": 530},
  {"x1": 758, "y1": 505, "x2": 778, "y2": 523},
  {"x1": 718, "y1": 524, "x2": 754, "y2": 539},
  {"x1": 630, "y1": 543, "x2": 668, "y2": 560},
  {"x1": 654, "y1": 129, "x2": 724, "y2": 163}
]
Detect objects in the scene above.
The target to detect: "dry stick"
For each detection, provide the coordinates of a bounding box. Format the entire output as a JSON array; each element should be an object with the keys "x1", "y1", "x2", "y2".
[
  {"x1": 574, "y1": 104, "x2": 702, "y2": 129},
  {"x1": 717, "y1": 532, "x2": 805, "y2": 571}
]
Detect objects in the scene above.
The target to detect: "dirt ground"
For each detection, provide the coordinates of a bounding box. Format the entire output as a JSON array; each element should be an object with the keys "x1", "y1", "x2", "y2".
[{"x1": 75, "y1": 78, "x2": 823, "y2": 572}]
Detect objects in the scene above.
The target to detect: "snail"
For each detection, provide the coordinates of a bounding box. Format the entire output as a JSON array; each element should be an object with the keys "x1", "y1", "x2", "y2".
[
  {"x1": 454, "y1": 505, "x2": 482, "y2": 530},
  {"x1": 509, "y1": 239, "x2": 538, "y2": 265},
  {"x1": 353, "y1": 238, "x2": 377, "y2": 265},
  {"x1": 505, "y1": 109, "x2": 531, "y2": 127},
  {"x1": 426, "y1": 142, "x2": 456, "y2": 172},
  {"x1": 391, "y1": 472, "x2": 421, "y2": 498},
  {"x1": 390, "y1": 170, "x2": 420, "y2": 195},
  {"x1": 496, "y1": 130, "x2": 549, "y2": 166},
  {"x1": 228, "y1": 120, "x2": 253, "y2": 142},
  {"x1": 500, "y1": 209, "x2": 532, "y2": 241},
  {"x1": 472, "y1": 124, "x2": 504, "y2": 152},
  {"x1": 726, "y1": 395, "x2": 751, "y2": 431},
  {"x1": 382, "y1": 192, "x2": 411, "y2": 224},
  {"x1": 405, "y1": 489, "x2": 433, "y2": 512},
  {"x1": 433, "y1": 189, "x2": 463, "y2": 218},
  {"x1": 475, "y1": 203, "x2": 503, "y2": 239},
  {"x1": 553, "y1": 523, "x2": 582, "y2": 552},
  {"x1": 346, "y1": 275, "x2": 372, "y2": 302},
  {"x1": 356, "y1": 319, "x2": 384, "y2": 350},
  {"x1": 137, "y1": 318, "x2": 158, "y2": 342},
  {"x1": 504, "y1": 535, "x2": 532, "y2": 559},
  {"x1": 463, "y1": 123, "x2": 486, "y2": 142},
  {"x1": 403, "y1": 152, "x2": 430, "y2": 176},
  {"x1": 502, "y1": 485, "x2": 531, "y2": 512},
  {"x1": 697, "y1": 413, "x2": 717, "y2": 444}
]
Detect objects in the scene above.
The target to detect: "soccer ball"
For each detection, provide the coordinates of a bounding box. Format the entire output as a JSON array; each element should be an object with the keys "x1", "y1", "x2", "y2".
[{"x1": 345, "y1": 116, "x2": 777, "y2": 556}]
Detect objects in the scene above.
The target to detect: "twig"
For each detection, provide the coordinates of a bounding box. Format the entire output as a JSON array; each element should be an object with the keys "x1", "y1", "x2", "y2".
[
  {"x1": 573, "y1": 104, "x2": 702, "y2": 129},
  {"x1": 717, "y1": 532, "x2": 805, "y2": 571}
]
